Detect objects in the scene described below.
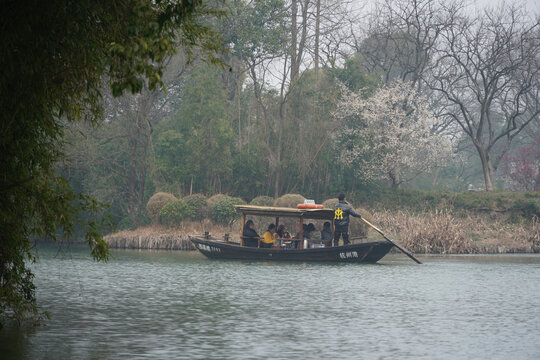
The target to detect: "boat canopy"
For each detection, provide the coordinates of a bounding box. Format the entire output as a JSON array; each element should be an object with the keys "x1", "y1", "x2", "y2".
[{"x1": 235, "y1": 205, "x2": 334, "y2": 220}]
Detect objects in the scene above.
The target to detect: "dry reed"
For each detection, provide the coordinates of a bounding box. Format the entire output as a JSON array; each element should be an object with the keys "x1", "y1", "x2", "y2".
[
  {"x1": 107, "y1": 213, "x2": 540, "y2": 254},
  {"x1": 372, "y1": 210, "x2": 477, "y2": 254}
]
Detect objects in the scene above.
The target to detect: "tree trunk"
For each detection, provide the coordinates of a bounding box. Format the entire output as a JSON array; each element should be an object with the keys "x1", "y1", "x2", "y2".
[
  {"x1": 290, "y1": 0, "x2": 298, "y2": 82},
  {"x1": 127, "y1": 121, "x2": 140, "y2": 216},
  {"x1": 389, "y1": 170, "x2": 401, "y2": 188},
  {"x1": 314, "y1": 0, "x2": 320, "y2": 75},
  {"x1": 477, "y1": 147, "x2": 496, "y2": 191}
]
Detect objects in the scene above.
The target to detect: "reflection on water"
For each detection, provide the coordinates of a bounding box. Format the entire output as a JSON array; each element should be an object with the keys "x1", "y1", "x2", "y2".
[{"x1": 1, "y1": 247, "x2": 540, "y2": 359}]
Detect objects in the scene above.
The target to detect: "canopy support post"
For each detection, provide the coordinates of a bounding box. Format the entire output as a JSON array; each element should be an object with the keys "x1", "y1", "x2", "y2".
[
  {"x1": 299, "y1": 216, "x2": 304, "y2": 249},
  {"x1": 241, "y1": 213, "x2": 246, "y2": 246},
  {"x1": 332, "y1": 221, "x2": 335, "y2": 247}
]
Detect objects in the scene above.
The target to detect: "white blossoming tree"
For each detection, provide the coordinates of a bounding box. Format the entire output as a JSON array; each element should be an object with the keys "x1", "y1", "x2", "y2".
[{"x1": 334, "y1": 80, "x2": 451, "y2": 187}]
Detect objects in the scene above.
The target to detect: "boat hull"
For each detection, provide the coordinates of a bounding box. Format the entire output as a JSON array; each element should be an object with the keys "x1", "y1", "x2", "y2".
[{"x1": 190, "y1": 236, "x2": 393, "y2": 263}]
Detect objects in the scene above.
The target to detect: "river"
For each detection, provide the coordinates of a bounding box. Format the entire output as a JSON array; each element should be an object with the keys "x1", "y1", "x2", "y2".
[{"x1": 1, "y1": 246, "x2": 539, "y2": 359}]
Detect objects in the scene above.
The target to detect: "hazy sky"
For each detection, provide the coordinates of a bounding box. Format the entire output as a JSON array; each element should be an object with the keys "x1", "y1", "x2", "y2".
[
  {"x1": 356, "y1": 0, "x2": 539, "y2": 14},
  {"x1": 474, "y1": 0, "x2": 539, "y2": 11}
]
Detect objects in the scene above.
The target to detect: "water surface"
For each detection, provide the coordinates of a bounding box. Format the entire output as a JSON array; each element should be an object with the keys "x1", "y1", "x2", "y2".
[{"x1": 1, "y1": 246, "x2": 539, "y2": 359}]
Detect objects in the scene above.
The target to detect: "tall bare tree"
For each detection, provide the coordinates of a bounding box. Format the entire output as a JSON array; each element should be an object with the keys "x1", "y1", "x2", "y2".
[
  {"x1": 429, "y1": 4, "x2": 540, "y2": 190},
  {"x1": 351, "y1": 0, "x2": 463, "y2": 88}
]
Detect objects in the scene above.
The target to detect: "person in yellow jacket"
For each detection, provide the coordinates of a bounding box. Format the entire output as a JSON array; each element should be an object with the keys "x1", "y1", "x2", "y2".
[{"x1": 261, "y1": 223, "x2": 277, "y2": 248}]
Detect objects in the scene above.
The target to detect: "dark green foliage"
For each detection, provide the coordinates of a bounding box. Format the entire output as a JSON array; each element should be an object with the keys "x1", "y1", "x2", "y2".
[
  {"x1": 208, "y1": 194, "x2": 228, "y2": 208},
  {"x1": 334, "y1": 54, "x2": 380, "y2": 93},
  {"x1": 348, "y1": 189, "x2": 540, "y2": 221},
  {"x1": 211, "y1": 196, "x2": 245, "y2": 225},
  {"x1": 250, "y1": 196, "x2": 275, "y2": 206},
  {"x1": 183, "y1": 194, "x2": 209, "y2": 220},
  {"x1": 160, "y1": 199, "x2": 191, "y2": 227},
  {"x1": 0, "y1": 0, "x2": 221, "y2": 325},
  {"x1": 146, "y1": 192, "x2": 177, "y2": 224},
  {"x1": 116, "y1": 212, "x2": 152, "y2": 231},
  {"x1": 155, "y1": 63, "x2": 234, "y2": 194},
  {"x1": 231, "y1": 146, "x2": 268, "y2": 200}
]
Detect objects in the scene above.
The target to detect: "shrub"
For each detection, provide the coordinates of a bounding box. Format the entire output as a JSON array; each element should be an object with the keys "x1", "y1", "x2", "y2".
[
  {"x1": 160, "y1": 199, "x2": 191, "y2": 227},
  {"x1": 146, "y1": 192, "x2": 177, "y2": 224},
  {"x1": 211, "y1": 196, "x2": 245, "y2": 225},
  {"x1": 322, "y1": 198, "x2": 339, "y2": 209},
  {"x1": 274, "y1": 193, "x2": 306, "y2": 208},
  {"x1": 207, "y1": 194, "x2": 227, "y2": 208},
  {"x1": 116, "y1": 212, "x2": 151, "y2": 231},
  {"x1": 250, "y1": 195, "x2": 275, "y2": 207},
  {"x1": 183, "y1": 194, "x2": 209, "y2": 220}
]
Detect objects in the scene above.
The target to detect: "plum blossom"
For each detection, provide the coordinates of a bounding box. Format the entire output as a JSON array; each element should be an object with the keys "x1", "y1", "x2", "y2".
[{"x1": 333, "y1": 80, "x2": 451, "y2": 187}]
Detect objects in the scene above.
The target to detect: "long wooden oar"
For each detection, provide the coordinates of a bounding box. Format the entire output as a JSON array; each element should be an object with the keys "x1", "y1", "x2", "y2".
[{"x1": 361, "y1": 217, "x2": 422, "y2": 264}]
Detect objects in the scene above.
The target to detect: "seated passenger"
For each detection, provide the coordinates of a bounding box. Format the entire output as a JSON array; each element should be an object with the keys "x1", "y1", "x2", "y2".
[
  {"x1": 276, "y1": 224, "x2": 291, "y2": 239},
  {"x1": 321, "y1": 221, "x2": 333, "y2": 247},
  {"x1": 307, "y1": 223, "x2": 322, "y2": 248},
  {"x1": 300, "y1": 224, "x2": 310, "y2": 240},
  {"x1": 261, "y1": 223, "x2": 277, "y2": 248},
  {"x1": 242, "y1": 220, "x2": 259, "y2": 247},
  {"x1": 308, "y1": 223, "x2": 319, "y2": 240}
]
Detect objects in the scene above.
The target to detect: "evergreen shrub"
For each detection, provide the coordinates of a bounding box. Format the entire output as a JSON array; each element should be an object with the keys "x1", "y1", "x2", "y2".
[
  {"x1": 146, "y1": 192, "x2": 177, "y2": 224},
  {"x1": 274, "y1": 194, "x2": 306, "y2": 208},
  {"x1": 183, "y1": 193, "x2": 209, "y2": 220},
  {"x1": 211, "y1": 196, "x2": 245, "y2": 225},
  {"x1": 160, "y1": 199, "x2": 191, "y2": 227},
  {"x1": 250, "y1": 196, "x2": 274, "y2": 206}
]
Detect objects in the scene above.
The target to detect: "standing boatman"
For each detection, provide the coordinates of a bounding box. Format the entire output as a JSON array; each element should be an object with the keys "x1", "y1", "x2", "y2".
[{"x1": 333, "y1": 193, "x2": 362, "y2": 246}]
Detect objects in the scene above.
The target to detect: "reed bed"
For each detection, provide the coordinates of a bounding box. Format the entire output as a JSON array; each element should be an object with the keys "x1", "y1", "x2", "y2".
[
  {"x1": 105, "y1": 221, "x2": 240, "y2": 251},
  {"x1": 369, "y1": 210, "x2": 540, "y2": 254},
  {"x1": 106, "y1": 213, "x2": 540, "y2": 254},
  {"x1": 371, "y1": 210, "x2": 477, "y2": 254}
]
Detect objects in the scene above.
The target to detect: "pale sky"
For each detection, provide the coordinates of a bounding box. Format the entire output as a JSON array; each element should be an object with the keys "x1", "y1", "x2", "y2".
[{"x1": 357, "y1": 0, "x2": 540, "y2": 14}]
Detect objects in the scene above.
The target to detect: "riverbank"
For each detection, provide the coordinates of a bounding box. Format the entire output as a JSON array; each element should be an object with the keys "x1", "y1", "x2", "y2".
[
  {"x1": 373, "y1": 210, "x2": 539, "y2": 254},
  {"x1": 104, "y1": 222, "x2": 234, "y2": 251},
  {"x1": 105, "y1": 211, "x2": 540, "y2": 254}
]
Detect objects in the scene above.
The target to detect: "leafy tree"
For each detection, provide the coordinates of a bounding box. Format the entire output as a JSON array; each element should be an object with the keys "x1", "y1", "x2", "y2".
[
  {"x1": 0, "y1": 0, "x2": 221, "y2": 325},
  {"x1": 231, "y1": 145, "x2": 268, "y2": 199},
  {"x1": 157, "y1": 63, "x2": 234, "y2": 194}
]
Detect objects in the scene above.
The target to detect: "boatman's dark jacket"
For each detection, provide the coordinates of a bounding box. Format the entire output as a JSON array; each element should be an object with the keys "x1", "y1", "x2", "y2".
[{"x1": 333, "y1": 200, "x2": 362, "y2": 231}]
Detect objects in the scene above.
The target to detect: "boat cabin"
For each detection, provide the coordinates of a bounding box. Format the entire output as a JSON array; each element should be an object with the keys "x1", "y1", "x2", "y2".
[{"x1": 235, "y1": 205, "x2": 335, "y2": 249}]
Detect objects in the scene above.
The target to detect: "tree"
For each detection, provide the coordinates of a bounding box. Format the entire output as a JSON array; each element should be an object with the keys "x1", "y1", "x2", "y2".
[
  {"x1": 429, "y1": 4, "x2": 540, "y2": 190},
  {"x1": 0, "y1": 0, "x2": 221, "y2": 325},
  {"x1": 351, "y1": 0, "x2": 463, "y2": 88},
  {"x1": 334, "y1": 80, "x2": 451, "y2": 187},
  {"x1": 499, "y1": 139, "x2": 540, "y2": 191},
  {"x1": 65, "y1": 52, "x2": 192, "y2": 229},
  {"x1": 155, "y1": 63, "x2": 234, "y2": 194}
]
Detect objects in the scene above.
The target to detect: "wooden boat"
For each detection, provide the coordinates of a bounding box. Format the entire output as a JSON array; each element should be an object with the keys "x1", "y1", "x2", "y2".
[{"x1": 190, "y1": 205, "x2": 394, "y2": 263}]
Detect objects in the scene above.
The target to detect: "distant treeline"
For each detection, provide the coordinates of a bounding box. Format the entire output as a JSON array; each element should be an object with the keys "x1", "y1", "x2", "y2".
[{"x1": 61, "y1": 0, "x2": 540, "y2": 230}]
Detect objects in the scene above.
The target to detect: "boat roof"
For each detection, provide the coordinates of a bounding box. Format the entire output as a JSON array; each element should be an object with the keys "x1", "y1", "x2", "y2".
[{"x1": 235, "y1": 205, "x2": 334, "y2": 220}]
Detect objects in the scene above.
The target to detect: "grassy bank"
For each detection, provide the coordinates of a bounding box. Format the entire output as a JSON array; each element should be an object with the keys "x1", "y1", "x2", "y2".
[
  {"x1": 350, "y1": 189, "x2": 540, "y2": 222},
  {"x1": 105, "y1": 213, "x2": 540, "y2": 254},
  {"x1": 105, "y1": 190, "x2": 540, "y2": 254},
  {"x1": 105, "y1": 222, "x2": 236, "y2": 251}
]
